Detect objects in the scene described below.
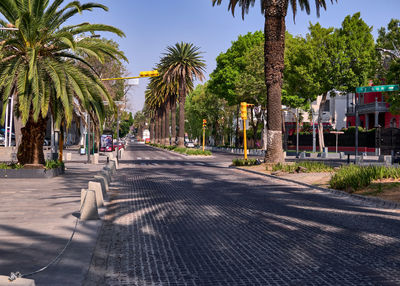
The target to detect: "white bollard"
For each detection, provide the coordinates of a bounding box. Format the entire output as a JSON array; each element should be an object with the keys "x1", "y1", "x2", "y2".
[
  {"x1": 80, "y1": 189, "x2": 99, "y2": 221},
  {"x1": 66, "y1": 152, "x2": 72, "y2": 161},
  {"x1": 88, "y1": 181, "x2": 104, "y2": 208}
]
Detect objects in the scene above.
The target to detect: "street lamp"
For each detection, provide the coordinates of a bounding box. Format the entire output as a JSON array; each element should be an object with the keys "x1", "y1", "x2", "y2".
[{"x1": 0, "y1": 26, "x2": 18, "y2": 148}]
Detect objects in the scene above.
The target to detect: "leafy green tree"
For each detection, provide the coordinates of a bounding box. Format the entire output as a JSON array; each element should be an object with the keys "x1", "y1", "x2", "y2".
[
  {"x1": 160, "y1": 42, "x2": 206, "y2": 147},
  {"x1": 376, "y1": 19, "x2": 400, "y2": 113},
  {"x1": 0, "y1": 0, "x2": 125, "y2": 165},
  {"x1": 185, "y1": 84, "x2": 227, "y2": 144},
  {"x1": 338, "y1": 12, "x2": 376, "y2": 93},
  {"x1": 212, "y1": 0, "x2": 336, "y2": 163},
  {"x1": 209, "y1": 31, "x2": 264, "y2": 105}
]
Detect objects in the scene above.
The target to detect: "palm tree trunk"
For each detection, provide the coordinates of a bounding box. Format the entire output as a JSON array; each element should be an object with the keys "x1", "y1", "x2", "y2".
[
  {"x1": 154, "y1": 114, "x2": 158, "y2": 143},
  {"x1": 160, "y1": 108, "x2": 165, "y2": 145},
  {"x1": 178, "y1": 87, "x2": 186, "y2": 147},
  {"x1": 17, "y1": 113, "x2": 48, "y2": 166},
  {"x1": 318, "y1": 92, "x2": 328, "y2": 152},
  {"x1": 59, "y1": 122, "x2": 64, "y2": 162},
  {"x1": 157, "y1": 110, "x2": 162, "y2": 144},
  {"x1": 150, "y1": 118, "x2": 155, "y2": 143},
  {"x1": 171, "y1": 95, "x2": 177, "y2": 145},
  {"x1": 263, "y1": 4, "x2": 287, "y2": 163},
  {"x1": 164, "y1": 99, "x2": 170, "y2": 146}
]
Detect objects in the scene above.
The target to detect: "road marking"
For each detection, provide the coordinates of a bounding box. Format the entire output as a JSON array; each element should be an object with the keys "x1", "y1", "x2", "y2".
[
  {"x1": 145, "y1": 157, "x2": 150, "y2": 160},
  {"x1": 137, "y1": 157, "x2": 142, "y2": 160}
]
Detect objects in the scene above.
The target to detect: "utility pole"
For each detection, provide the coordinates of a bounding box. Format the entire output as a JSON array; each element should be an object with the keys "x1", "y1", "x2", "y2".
[
  {"x1": 87, "y1": 113, "x2": 91, "y2": 164},
  {"x1": 202, "y1": 119, "x2": 207, "y2": 152}
]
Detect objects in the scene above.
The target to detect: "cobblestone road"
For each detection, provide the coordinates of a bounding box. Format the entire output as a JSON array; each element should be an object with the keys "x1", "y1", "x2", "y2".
[{"x1": 85, "y1": 144, "x2": 400, "y2": 286}]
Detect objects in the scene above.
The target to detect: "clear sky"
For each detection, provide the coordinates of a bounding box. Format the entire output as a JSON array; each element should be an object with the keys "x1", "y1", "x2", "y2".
[{"x1": 68, "y1": 0, "x2": 400, "y2": 114}]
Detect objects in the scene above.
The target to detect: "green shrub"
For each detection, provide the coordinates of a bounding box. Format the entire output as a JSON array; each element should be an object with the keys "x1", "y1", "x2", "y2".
[
  {"x1": 0, "y1": 163, "x2": 24, "y2": 169},
  {"x1": 232, "y1": 158, "x2": 259, "y2": 166},
  {"x1": 330, "y1": 165, "x2": 400, "y2": 191},
  {"x1": 45, "y1": 160, "x2": 64, "y2": 170},
  {"x1": 272, "y1": 161, "x2": 333, "y2": 173},
  {"x1": 186, "y1": 149, "x2": 212, "y2": 156}
]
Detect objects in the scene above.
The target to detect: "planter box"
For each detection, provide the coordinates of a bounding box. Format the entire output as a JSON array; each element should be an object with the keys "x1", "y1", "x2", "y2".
[{"x1": 0, "y1": 166, "x2": 64, "y2": 178}]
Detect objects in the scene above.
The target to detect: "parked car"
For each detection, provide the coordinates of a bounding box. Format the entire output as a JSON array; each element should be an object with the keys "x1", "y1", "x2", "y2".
[
  {"x1": 185, "y1": 141, "x2": 195, "y2": 148},
  {"x1": 0, "y1": 133, "x2": 4, "y2": 146},
  {"x1": 113, "y1": 142, "x2": 125, "y2": 151}
]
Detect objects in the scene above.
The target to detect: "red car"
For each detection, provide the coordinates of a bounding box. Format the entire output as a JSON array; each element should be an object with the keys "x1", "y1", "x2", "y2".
[{"x1": 113, "y1": 142, "x2": 125, "y2": 151}]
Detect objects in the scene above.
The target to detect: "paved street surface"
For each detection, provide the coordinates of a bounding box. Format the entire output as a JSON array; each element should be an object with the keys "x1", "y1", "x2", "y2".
[{"x1": 86, "y1": 143, "x2": 400, "y2": 286}]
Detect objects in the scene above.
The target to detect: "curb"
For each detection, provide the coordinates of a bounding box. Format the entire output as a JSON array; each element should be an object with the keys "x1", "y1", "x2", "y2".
[{"x1": 231, "y1": 166, "x2": 400, "y2": 210}]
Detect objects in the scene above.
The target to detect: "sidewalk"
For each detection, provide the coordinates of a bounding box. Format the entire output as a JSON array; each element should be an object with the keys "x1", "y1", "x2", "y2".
[{"x1": 0, "y1": 149, "x2": 112, "y2": 285}]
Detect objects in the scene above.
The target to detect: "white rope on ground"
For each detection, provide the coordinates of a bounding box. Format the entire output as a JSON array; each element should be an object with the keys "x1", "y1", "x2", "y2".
[{"x1": 8, "y1": 190, "x2": 90, "y2": 281}]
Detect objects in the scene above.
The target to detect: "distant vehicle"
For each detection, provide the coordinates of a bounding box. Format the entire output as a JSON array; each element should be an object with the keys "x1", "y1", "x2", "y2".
[
  {"x1": 185, "y1": 141, "x2": 195, "y2": 148},
  {"x1": 113, "y1": 141, "x2": 125, "y2": 151}
]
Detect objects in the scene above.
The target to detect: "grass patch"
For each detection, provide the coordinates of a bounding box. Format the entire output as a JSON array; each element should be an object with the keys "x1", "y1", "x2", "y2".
[
  {"x1": 186, "y1": 149, "x2": 212, "y2": 156},
  {"x1": 272, "y1": 162, "x2": 333, "y2": 173},
  {"x1": 232, "y1": 158, "x2": 259, "y2": 166},
  {"x1": 150, "y1": 143, "x2": 212, "y2": 156},
  {"x1": 329, "y1": 165, "x2": 400, "y2": 192}
]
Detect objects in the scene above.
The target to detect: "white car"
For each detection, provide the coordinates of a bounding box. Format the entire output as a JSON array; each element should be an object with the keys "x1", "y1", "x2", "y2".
[{"x1": 186, "y1": 141, "x2": 195, "y2": 148}]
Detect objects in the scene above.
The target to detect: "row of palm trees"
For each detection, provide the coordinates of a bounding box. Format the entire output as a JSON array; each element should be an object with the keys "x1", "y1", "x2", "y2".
[
  {"x1": 144, "y1": 42, "x2": 205, "y2": 147},
  {"x1": 0, "y1": 0, "x2": 125, "y2": 165}
]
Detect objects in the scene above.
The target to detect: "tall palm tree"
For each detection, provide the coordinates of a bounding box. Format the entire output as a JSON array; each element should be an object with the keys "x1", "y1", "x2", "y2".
[
  {"x1": 0, "y1": 0, "x2": 126, "y2": 165},
  {"x1": 212, "y1": 0, "x2": 335, "y2": 163},
  {"x1": 161, "y1": 42, "x2": 205, "y2": 147}
]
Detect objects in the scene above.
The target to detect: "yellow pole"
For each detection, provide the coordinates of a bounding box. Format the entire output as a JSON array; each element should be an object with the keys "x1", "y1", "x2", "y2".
[
  {"x1": 203, "y1": 127, "x2": 205, "y2": 152},
  {"x1": 243, "y1": 119, "x2": 247, "y2": 160}
]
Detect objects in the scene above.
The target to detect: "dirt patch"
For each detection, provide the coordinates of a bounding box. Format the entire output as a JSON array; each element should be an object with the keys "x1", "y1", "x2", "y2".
[
  {"x1": 238, "y1": 164, "x2": 400, "y2": 204},
  {"x1": 355, "y1": 182, "x2": 400, "y2": 203},
  {"x1": 238, "y1": 164, "x2": 332, "y2": 188}
]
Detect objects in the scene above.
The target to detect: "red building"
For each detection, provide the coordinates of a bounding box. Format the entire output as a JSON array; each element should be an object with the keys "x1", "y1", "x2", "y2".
[{"x1": 346, "y1": 91, "x2": 400, "y2": 129}]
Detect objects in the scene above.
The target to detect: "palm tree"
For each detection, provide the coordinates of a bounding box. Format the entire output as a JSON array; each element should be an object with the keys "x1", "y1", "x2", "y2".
[
  {"x1": 0, "y1": 0, "x2": 126, "y2": 165},
  {"x1": 161, "y1": 42, "x2": 206, "y2": 147},
  {"x1": 212, "y1": 0, "x2": 336, "y2": 163}
]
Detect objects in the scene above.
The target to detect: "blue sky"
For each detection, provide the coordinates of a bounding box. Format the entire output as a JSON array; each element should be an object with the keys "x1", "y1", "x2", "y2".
[{"x1": 68, "y1": 0, "x2": 400, "y2": 113}]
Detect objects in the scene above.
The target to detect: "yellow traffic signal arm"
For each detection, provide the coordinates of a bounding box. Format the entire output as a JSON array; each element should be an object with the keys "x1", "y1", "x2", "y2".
[{"x1": 101, "y1": 70, "x2": 159, "y2": 81}]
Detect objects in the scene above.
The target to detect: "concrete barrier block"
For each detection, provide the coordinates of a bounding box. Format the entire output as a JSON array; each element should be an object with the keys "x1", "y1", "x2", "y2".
[
  {"x1": 0, "y1": 276, "x2": 35, "y2": 286},
  {"x1": 66, "y1": 152, "x2": 72, "y2": 161},
  {"x1": 80, "y1": 189, "x2": 99, "y2": 221},
  {"x1": 94, "y1": 175, "x2": 109, "y2": 192},
  {"x1": 120, "y1": 149, "x2": 124, "y2": 159},
  {"x1": 92, "y1": 153, "x2": 99, "y2": 164},
  {"x1": 111, "y1": 158, "x2": 119, "y2": 170},
  {"x1": 101, "y1": 169, "x2": 111, "y2": 182},
  {"x1": 88, "y1": 181, "x2": 104, "y2": 208}
]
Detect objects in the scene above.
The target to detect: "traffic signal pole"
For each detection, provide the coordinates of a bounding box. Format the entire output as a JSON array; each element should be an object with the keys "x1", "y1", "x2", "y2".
[
  {"x1": 202, "y1": 119, "x2": 207, "y2": 152},
  {"x1": 243, "y1": 119, "x2": 248, "y2": 160}
]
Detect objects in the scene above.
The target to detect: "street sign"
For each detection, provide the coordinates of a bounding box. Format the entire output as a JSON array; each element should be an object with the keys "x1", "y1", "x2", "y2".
[{"x1": 356, "y1": 84, "x2": 399, "y2": 93}]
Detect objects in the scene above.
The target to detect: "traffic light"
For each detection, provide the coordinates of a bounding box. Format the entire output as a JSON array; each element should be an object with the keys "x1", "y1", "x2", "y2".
[
  {"x1": 139, "y1": 70, "x2": 159, "y2": 78},
  {"x1": 240, "y1": 102, "x2": 248, "y2": 119},
  {"x1": 202, "y1": 119, "x2": 207, "y2": 128}
]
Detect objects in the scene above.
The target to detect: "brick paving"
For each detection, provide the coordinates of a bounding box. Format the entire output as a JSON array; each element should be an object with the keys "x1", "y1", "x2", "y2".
[{"x1": 85, "y1": 144, "x2": 400, "y2": 286}]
